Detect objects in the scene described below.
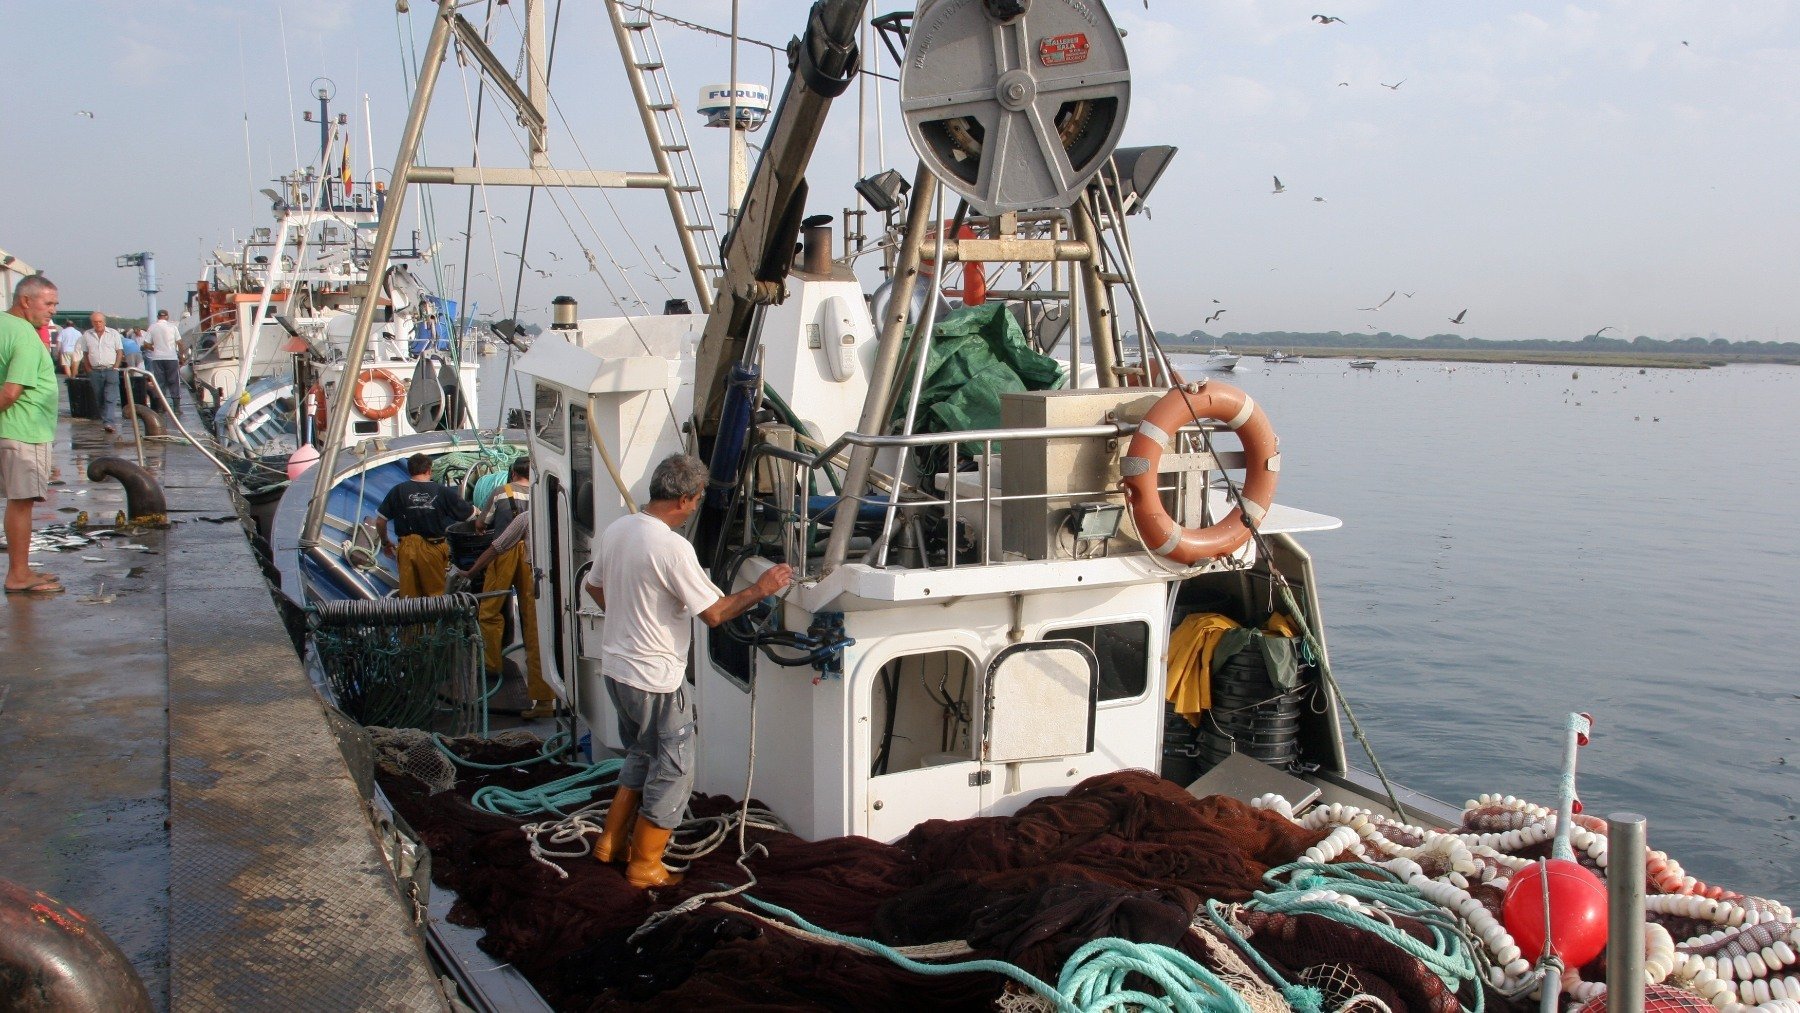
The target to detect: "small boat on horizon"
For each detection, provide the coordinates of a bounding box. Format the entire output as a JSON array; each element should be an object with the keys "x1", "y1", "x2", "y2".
[
  {"x1": 1263, "y1": 350, "x2": 1302, "y2": 363},
  {"x1": 1349, "y1": 358, "x2": 1377, "y2": 369}
]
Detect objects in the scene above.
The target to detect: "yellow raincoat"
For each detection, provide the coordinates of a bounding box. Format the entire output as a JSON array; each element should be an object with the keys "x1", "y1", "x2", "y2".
[{"x1": 1165, "y1": 612, "x2": 1303, "y2": 725}]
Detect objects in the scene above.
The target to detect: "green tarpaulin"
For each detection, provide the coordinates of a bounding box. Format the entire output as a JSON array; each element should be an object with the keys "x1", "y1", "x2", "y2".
[{"x1": 893, "y1": 303, "x2": 1064, "y2": 457}]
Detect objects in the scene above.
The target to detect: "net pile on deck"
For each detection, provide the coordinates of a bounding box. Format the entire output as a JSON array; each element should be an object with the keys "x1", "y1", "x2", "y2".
[{"x1": 380, "y1": 745, "x2": 1498, "y2": 1013}]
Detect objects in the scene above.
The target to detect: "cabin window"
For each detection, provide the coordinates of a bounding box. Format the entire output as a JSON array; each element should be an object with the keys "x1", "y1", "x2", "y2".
[
  {"x1": 870, "y1": 650, "x2": 978, "y2": 776},
  {"x1": 533, "y1": 385, "x2": 565, "y2": 451},
  {"x1": 1043, "y1": 620, "x2": 1150, "y2": 703}
]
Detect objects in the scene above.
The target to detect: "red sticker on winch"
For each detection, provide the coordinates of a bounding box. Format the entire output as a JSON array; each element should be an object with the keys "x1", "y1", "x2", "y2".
[{"x1": 1039, "y1": 33, "x2": 1090, "y2": 67}]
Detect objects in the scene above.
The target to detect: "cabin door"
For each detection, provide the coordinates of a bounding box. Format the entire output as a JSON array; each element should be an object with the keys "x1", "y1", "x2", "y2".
[{"x1": 862, "y1": 647, "x2": 985, "y2": 842}]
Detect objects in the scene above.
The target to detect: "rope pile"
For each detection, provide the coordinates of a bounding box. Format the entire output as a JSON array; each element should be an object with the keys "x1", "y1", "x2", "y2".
[{"x1": 1251, "y1": 791, "x2": 1800, "y2": 1011}]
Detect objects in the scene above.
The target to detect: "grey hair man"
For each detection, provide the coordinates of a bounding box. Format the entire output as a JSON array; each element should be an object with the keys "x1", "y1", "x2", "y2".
[
  {"x1": 78, "y1": 310, "x2": 124, "y2": 433},
  {"x1": 2, "y1": 276, "x2": 64, "y2": 594},
  {"x1": 583, "y1": 453, "x2": 792, "y2": 888}
]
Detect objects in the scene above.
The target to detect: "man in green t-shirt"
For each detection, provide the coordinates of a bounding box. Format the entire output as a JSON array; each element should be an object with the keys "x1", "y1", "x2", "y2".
[{"x1": 1, "y1": 275, "x2": 64, "y2": 594}]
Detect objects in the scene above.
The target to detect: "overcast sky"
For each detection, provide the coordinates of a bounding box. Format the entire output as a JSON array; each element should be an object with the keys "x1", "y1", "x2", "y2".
[{"x1": 5, "y1": 0, "x2": 1796, "y2": 342}]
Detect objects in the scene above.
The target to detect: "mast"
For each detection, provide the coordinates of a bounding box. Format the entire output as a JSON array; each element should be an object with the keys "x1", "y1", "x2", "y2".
[
  {"x1": 300, "y1": 4, "x2": 456, "y2": 550},
  {"x1": 300, "y1": 0, "x2": 697, "y2": 551}
]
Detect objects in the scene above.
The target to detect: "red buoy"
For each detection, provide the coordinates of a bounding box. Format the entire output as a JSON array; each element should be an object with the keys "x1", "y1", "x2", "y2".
[{"x1": 1502, "y1": 859, "x2": 1610, "y2": 967}]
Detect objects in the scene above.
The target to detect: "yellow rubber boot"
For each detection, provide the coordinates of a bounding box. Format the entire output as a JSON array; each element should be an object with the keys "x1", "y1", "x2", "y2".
[
  {"x1": 592, "y1": 787, "x2": 640, "y2": 864},
  {"x1": 624, "y1": 820, "x2": 684, "y2": 889}
]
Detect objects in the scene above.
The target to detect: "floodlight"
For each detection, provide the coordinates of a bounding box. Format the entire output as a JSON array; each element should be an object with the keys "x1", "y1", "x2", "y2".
[{"x1": 855, "y1": 169, "x2": 910, "y2": 213}]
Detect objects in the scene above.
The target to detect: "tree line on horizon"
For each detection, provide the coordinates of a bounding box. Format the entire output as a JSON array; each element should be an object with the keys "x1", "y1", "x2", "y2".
[{"x1": 1154, "y1": 329, "x2": 1799, "y2": 354}]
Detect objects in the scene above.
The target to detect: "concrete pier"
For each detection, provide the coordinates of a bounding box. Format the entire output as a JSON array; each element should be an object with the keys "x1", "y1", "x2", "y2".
[{"x1": 0, "y1": 402, "x2": 446, "y2": 1010}]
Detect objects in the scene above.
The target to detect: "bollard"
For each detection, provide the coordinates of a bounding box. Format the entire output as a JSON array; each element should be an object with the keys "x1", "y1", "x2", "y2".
[
  {"x1": 0, "y1": 876, "x2": 153, "y2": 1011},
  {"x1": 86, "y1": 456, "x2": 168, "y2": 526},
  {"x1": 1607, "y1": 813, "x2": 1647, "y2": 1013}
]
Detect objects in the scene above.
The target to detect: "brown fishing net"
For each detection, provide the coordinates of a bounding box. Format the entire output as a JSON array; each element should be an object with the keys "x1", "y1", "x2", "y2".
[{"x1": 380, "y1": 751, "x2": 1456, "y2": 1011}]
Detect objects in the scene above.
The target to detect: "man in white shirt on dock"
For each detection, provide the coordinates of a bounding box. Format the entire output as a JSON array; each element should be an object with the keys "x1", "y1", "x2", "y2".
[
  {"x1": 78, "y1": 312, "x2": 124, "y2": 433},
  {"x1": 143, "y1": 309, "x2": 182, "y2": 412}
]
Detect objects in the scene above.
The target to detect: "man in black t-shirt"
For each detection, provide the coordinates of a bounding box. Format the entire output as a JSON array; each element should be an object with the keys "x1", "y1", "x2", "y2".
[{"x1": 375, "y1": 452, "x2": 475, "y2": 597}]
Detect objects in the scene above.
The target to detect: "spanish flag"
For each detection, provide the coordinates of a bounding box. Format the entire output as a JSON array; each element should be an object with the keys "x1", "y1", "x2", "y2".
[{"x1": 340, "y1": 135, "x2": 353, "y2": 190}]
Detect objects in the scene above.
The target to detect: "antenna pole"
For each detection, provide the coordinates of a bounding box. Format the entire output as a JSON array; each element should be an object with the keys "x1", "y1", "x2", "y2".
[{"x1": 301, "y1": 1, "x2": 456, "y2": 549}]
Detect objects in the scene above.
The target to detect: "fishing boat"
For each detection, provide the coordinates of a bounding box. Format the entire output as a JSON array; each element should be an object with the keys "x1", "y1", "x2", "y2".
[
  {"x1": 1349, "y1": 358, "x2": 1377, "y2": 369},
  {"x1": 184, "y1": 87, "x2": 478, "y2": 517},
  {"x1": 1263, "y1": 350, "x2": 1302, "y2": 364},
  {"x1": 265, "y1": 2, "x2": 1798, "y2": 1011}
]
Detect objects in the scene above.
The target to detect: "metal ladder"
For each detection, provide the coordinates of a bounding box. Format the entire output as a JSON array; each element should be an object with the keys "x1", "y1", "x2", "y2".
[{"x1": 606, "y1": 1, "x2": 723, "y2": 309}]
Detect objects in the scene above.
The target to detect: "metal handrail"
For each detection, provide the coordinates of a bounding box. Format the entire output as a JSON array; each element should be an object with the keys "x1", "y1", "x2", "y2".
[
  {"x1": 123, "y1": 367, "x2": 232, "y2": 477},
  {"x1": 739, "y1": 419, "x2": 1229, "y2": 577}
]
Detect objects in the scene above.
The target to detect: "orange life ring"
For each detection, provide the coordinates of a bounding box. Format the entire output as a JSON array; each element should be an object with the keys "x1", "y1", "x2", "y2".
[
  {"x1": 1120, "y1": 382, "x2": 1279, "y2": 563},
  {"x1": 351, "y1": 368, "x2": 405, "y2": 421},
  {"x1": 920, "y1": 224, "x2": 987, "y2": 306}
]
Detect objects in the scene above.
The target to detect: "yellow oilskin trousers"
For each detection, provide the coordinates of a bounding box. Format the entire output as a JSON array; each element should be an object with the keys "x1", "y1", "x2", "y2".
[
  {"x1": 479, "y1": 541, "x2": 550, "y2": 702},
  {"x1": 397, "y1": 535, "x2": 450, "y2": 598}
]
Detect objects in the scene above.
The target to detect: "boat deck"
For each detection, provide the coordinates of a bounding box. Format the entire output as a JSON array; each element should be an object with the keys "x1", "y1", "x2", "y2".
[{"x1": 0, "y1": 401, "x2": 446, "y2": 1010}]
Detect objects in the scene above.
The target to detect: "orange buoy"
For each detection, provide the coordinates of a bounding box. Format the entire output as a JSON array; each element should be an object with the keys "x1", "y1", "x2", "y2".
[
  {"x1": 1120, "y1": 382, "x2": 1279, "y2": 563},
  {"x1": 350, "y1": 368, "x2": 405, "y2": 422}
]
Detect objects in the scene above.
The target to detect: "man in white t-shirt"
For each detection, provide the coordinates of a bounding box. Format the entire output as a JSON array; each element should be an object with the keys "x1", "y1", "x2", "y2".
[
  {"x1": 583, "y1": 453, "x2": 791, "y2": 889},
  {"x1": 55, "y1": 324, "x2": 82, "y2": 377},
  {"x1": 143, "y1": 309, "x2": 183, "y2": 411}
]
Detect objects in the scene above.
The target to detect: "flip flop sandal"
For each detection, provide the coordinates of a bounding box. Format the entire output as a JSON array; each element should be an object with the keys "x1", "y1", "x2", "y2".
[{"x1": 6, "y1": 577, "x2": 65, "y2": 594}]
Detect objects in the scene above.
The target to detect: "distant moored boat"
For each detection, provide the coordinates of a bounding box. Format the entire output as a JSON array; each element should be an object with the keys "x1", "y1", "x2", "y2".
[{"x1": 1349, "y1": 358, "x2": 1377, "y2": 369}]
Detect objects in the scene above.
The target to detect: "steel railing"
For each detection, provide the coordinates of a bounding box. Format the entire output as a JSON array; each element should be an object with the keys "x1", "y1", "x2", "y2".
[{"x1": 740, "y1": 421, "x2": 1234, "y2": 578}]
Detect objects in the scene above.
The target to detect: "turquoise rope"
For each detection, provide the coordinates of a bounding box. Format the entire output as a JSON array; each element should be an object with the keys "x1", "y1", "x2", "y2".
[
  {"x1": 466, "y1": 755, "x2": 622, "y2": 818},
  {"x1": 1058, "y1": 938, "x2": 1256, "y2": 1013},
  {"x1": 1210, "y1": 863, "x2": 1483, "y2": 1013},
  {"x1": 736, "y1": 896, "x2": 1259, "y2": 1013},
  {"x1": 735, "y1": 895, "x2": 1078, "y2": 1012}
]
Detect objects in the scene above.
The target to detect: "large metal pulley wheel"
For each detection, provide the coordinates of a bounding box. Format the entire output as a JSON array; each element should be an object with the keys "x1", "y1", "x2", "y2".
[{"x1": 901, "y1": 0, "x2": 1131, "y2": 214}]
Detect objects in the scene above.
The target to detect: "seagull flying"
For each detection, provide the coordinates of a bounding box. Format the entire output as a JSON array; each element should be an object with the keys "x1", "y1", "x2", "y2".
[
  {"x1": 1586, "y1": 325, "x2": 1616, "y2": 339},
  {"x1": 1337, "y1": 81, "x2": 1350, "y2": 87},
  {"x1": 534, "y1": 268, "x2": 553, "y2": 278},
  {"x1": 1312, "y1": 14, "x2": 1345, "y2": 24},
  {"x1": 1206, "y1": 309, "x2": 1227, "y2": 323},
  {"x1": 1312, "y1": 196, "x2": 1327, "y2": 203},
  {"x1": 1403, "y1": 291, "x2": 1417, "y2": 298},
  {"x1": 1449, "y1": 309, "x2": 1468, "y2": 325},
  {"x1": 1379, "y1": 80, "x2": 1406, "y2": 90},
  {"x1": 74, "y1": 110, "x2": 95, "y2": 119},
  {"x1": 478, "y1": 210, "x2": 507, "y2": 223},
  {"x1": 1356, "y1": 291, "x2": 1397, "y2": 312},
  {"x1": 1271, "y1": 175, "x2": 1286, "y2": 194}
]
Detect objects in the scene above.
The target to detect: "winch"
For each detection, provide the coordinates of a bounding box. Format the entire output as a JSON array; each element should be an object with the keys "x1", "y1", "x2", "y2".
[{"x1": 900, "y1": 0, "x2": 1133, "y2": 213}]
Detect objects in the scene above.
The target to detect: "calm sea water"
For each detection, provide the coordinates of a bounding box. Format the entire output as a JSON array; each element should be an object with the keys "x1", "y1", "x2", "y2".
[
  {"x1": 1171, "y1": 354, "x2": 1798, "y2": 898},
  {"x1": 477, "y1": 348, "x2": 1796, "y2": 896}
]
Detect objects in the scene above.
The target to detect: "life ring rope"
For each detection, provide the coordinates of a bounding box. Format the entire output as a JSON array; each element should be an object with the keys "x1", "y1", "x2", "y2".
[
  {"x1": 351, "y1": 368, "x2": 406, "y2": 422},
  {"x1": 1119, "y1": 381, "x2": 1279, "y2": 564}
]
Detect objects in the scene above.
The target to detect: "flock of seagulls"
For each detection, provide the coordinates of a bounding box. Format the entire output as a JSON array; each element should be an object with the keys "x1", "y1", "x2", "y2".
[{"x1": 1242, "y1": 17, "x2": 1479, "y2": 334}]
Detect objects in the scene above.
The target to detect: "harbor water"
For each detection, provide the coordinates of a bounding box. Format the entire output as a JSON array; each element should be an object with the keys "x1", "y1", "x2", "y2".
[
  {"x1": 1170, "y1": 355, "x2": 1797, "y2": 897},
  {"x1": 479, "y1": 346, "x2": 1796, "y2": 894}
]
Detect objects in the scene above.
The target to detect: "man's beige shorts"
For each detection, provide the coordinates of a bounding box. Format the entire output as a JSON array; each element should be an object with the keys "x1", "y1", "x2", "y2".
[{"x1": 0, "y1": 439, "x2": 52, "y2": 500}]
